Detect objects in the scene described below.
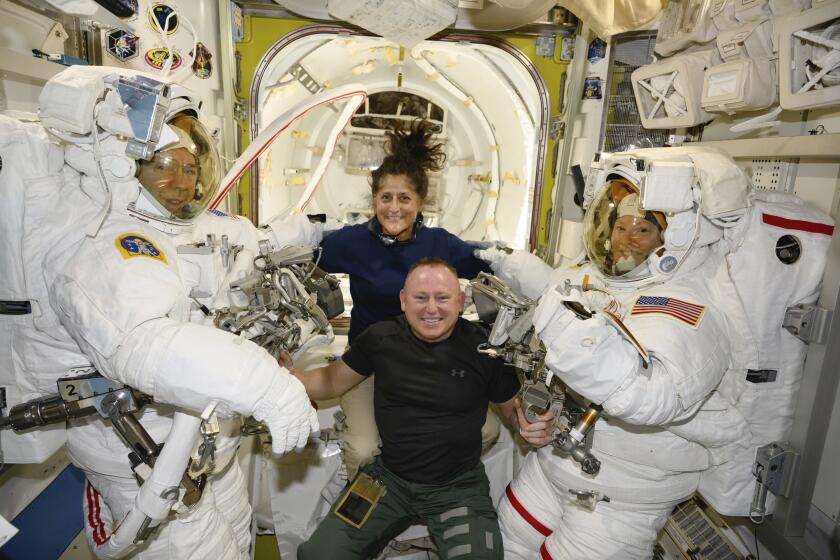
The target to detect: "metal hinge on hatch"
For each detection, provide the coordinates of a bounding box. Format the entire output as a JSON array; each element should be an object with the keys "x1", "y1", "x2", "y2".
[{"x1": 783, "y1": 304, "x2": 832, "y2": 344}]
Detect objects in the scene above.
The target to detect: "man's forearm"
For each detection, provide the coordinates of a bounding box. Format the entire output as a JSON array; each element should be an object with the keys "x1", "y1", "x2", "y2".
[{"x1": 294, "y1": 367, "x2": 338, "y2": 400}]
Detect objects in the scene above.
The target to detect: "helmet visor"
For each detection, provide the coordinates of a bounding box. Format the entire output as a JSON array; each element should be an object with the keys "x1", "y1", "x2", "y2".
[
  {"x1": 583, "y1": 178, "x2": 666, "y2": 280},
  {"x1": 137, "y1": 115, "x2": 220, "y2": 220}
]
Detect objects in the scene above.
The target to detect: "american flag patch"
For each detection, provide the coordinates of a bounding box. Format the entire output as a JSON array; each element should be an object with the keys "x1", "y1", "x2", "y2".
[
  {"x1": 630, "y1": 295, "x2": 706, "y2": 328},
  {"x1": 208, "y1": 208, "x2": 237, "y2": 219}
]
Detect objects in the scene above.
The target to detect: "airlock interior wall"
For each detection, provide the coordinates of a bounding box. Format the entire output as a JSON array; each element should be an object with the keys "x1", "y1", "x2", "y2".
[{"x1": 234, "y1": 16, "x2": 568, "y2": 250}]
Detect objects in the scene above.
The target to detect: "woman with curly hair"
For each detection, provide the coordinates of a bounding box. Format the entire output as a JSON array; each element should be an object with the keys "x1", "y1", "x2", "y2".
[{"x1": 316, "y1": 119, "x2": 499, "y2": 480}]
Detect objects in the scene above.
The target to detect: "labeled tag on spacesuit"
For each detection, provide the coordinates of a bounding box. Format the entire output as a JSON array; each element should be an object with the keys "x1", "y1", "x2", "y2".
[{"x1": 334, "y1": 472, "x2": 386, "y2": 528}]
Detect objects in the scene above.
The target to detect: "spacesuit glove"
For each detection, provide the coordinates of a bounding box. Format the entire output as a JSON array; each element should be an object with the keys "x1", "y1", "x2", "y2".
[
  {"x1": 578, "y1": 289, "x2": 622, "y2": 315},
  {"x1": 532, "y1": 285, "x2": 579, "y2": 339},
  {"x1": 473, "y1": 247, "x2": 553, "y2": 299},
  {"x1": 252, "y1": 371, "x2": 319, "y2": 455},
  {"x1": 533, "y1": 285, "x2": 639, "y2": 404},
  {"x1": 465, "y1": 240, "x2": 506, "y2": 251},
  {"x1": 267, "y1": 213, "x2": 342, "y2": 247},
  {"x1": 321, "y1": 216, "x2": 344, "y2": 238}
]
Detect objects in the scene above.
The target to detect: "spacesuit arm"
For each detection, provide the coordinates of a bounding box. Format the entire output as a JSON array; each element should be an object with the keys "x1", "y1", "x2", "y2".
[
  {"x1": 263, "y1": 213, "x2": 343, "y2": 248},
  {"x1": 473, "y1": 247, "x2": 553, "y2": 299},
  {"x1": 534, "y1": 286, "x2": 728, "y2": 427},
  {"x1": 49, "y1": 261, "x2": 317, "y2": 455}
]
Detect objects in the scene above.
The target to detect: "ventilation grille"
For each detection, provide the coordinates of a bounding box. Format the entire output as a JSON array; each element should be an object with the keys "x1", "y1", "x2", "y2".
[
  {"x1": 751, "y1": 158, "x2": 793, "y2": 192},
  {"x1": 602, "y1": 32, "x2": 671, "y2": 152},
  {"x1": 654, "y1": 497, "x2": 745, "y2": 560}
]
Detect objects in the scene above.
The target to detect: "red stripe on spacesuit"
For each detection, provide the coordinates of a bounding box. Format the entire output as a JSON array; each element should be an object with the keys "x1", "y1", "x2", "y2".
[
  {"x1": 762, "y1": 213, "x2": 834, "y2": 236},
  {"x1": 85, "y1": 481, "x2": 107, "y2": 545},
  {"x1": 540, "y1": 542, "x2": 554, "y2": 559},
  {"x1": 505, "y1": 485, "x2": 552, "y2": 537}
]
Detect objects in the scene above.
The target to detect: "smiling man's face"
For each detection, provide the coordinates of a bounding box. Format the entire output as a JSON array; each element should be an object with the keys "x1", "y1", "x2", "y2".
[{"x1": 400, "y1": 263, "x2": 465, "y2": 343}]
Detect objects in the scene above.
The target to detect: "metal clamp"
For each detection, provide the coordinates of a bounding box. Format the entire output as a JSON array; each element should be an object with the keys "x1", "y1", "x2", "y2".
[
  {"x1": 750, "y1": 442, "x2": 799, "y2": 524},
  {"x1": 189, "y1": 415, "x2": 219, "y2": 478},
  {"x1": 783, "y1": 304, "x2": 832, "y2": 344},
  {"x1": 568, "y1": 489, "x2": 610, "y2": 511}
]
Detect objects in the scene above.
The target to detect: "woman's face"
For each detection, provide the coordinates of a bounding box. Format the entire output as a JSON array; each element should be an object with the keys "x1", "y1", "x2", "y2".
[
  {"x1": 374, "y1": 174, "x2": 424, "y2": 241},
  {"x1": 610, "y1": 215, "x2": 662, "y2": 273},
  {"x1": 138, "y1": 147, "x2": 198, "y2": 217}
]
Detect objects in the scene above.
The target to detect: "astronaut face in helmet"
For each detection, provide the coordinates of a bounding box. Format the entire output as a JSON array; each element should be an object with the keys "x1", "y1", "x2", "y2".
[
  {"x1": 138, "y1": 147, "x2": 199, "y2": 217},
  {"x1": 135, "y1": 114, "x2": 221, "y2": 222},
  {"x1": 610, "y1": 195, "x2": 664, "y2": 274},
  {"x1": 584, "y1": 178, "x2": 667, "y2": 280}
]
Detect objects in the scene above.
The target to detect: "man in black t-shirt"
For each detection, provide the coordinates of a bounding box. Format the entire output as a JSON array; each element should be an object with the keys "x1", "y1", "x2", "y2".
[{"x1": 291, "y1": 257, "x2": 554, "y2": 560}]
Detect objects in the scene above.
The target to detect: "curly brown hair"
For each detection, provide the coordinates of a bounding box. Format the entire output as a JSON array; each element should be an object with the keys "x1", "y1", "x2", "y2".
[{"x1": 370, "y1": 120, "x2": 445, "y2": 201}]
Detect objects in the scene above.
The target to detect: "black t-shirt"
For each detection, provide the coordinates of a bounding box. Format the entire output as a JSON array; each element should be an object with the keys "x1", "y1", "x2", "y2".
[{"x1": 342, "y1": 316, "x2": 519, "y2": 484}]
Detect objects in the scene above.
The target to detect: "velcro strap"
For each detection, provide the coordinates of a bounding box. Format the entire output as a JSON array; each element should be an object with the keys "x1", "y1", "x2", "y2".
[{"x1": 0, "y1": 300, "x2": 31, "y2": 315}]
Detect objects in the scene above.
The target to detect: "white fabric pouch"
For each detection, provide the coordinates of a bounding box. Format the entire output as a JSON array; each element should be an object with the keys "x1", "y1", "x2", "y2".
[
  {"x1": 716, "y1": 19, "x2": 774, "y2": 61},
  {"x1": 702, "y1": 57, "x2": 778, "y2": 113},
  {"x1": 711, "y1": 0, "x2": 741, "y2": 31}
]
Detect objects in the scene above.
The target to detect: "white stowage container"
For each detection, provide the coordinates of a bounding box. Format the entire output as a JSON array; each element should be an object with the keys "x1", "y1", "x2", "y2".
[
  {"x1": 702, "y1": 58, "x2": 778, "y2": 114},
  {"x1": 632, "y1": 50, "x2": 720, "y2": 129},
  {"x1": 777, "y1": 2, "x2": 840, "y2": 110}
]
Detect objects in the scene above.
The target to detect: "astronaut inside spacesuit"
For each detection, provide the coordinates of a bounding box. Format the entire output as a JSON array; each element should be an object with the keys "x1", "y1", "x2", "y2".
[
  {"x1": 4, "y1": 66, "x2": 339, "y2": 559},
  {"x1": 475, "y1": 150, "x2": 752, "y2": 559},
  {"x1": 136, "y1": 124, "x2": 203, "y2": 219}
]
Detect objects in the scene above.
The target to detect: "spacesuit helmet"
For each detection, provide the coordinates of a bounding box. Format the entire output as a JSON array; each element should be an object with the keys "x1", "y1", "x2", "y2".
[
  {"x1": 133, "y1": 112, "x2": 221, "y2": 222},
  {"x1": 583, "y1": 176, "x2": 668, "y2": 282}
]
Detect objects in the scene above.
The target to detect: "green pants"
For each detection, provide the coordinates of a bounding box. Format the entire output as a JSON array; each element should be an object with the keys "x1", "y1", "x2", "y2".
[{"x1": 298, "y1": 459, "x2": 503, "y2": 560}]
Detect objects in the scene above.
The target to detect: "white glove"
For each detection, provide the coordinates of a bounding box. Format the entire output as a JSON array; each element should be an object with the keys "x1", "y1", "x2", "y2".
[
  {"x1": 579, "y1": 289, "x2": 622, "y2": 315},
  {"x1": 322, "y1": 216, "x2": 344, "y2": 237},
  {"x1": 473, "y1": 247, "x2": 553, "y2": 299},
  {"x1": 267, "y1": 214, "x2": 344, "y2": 247},
  {"x1": 538, "y1": 284, "x2": 622, "y2": 317},
  {"x1": 252, "y1": 371, "x2": 319, "y2": 455},
  {"x1": 532, "y1": 285, "x2": 578, "y2": 337},
  {"x1": 533, "y1": 285, "x2": 639, "y2": 404}
]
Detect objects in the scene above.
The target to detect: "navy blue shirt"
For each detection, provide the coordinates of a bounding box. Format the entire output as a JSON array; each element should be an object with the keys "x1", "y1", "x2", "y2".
[{"x1": 319, "y1": 219, "x2": 491, "y2": 342}]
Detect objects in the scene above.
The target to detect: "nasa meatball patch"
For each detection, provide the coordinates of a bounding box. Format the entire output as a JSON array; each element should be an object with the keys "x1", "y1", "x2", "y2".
[{"x1": 115, "y1": 233, "x2": 168, "y2": 264}]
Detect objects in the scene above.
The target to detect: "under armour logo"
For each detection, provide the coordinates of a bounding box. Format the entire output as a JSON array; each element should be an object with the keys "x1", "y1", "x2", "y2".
[{"x1": 450, "y1": 369, "x2": 465, "y2": 378}]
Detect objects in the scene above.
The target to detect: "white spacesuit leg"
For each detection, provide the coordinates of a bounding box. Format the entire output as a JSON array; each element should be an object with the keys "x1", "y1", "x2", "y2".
[
  {"x1": 498, "y1": 452, "x2": 562, "y2": 560},
  {"x1": 210, "y1": 460, "x2": 253, "y2": 557},
  {"x1": 541, "y1": 495, "x2": 677, "y2": 560},
  {"x1": 82, "y1": 458, "x2": 251, "y2": 560},
  {"x1": 500, "y1": 451, "x2": 680, "y2": 560}
]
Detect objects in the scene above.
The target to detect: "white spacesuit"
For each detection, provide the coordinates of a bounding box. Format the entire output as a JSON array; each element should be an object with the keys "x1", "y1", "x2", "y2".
[
  {"x1": 0, "y1": 66, "x2": 341, "y2": 559},
  {"x1": 477, "y1": 148, "x2": 757, "y2": 559}
]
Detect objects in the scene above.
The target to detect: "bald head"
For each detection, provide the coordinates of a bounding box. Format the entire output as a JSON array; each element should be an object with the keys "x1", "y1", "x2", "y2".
[{"x1": 400, "y1": 259, "x2": 464, "y2": 343}]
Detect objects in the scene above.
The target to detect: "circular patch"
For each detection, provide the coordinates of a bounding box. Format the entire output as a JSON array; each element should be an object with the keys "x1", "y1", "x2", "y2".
[
  {"x1": 105, "y1": 29, "x2": 139, "y2": 62},
  {"x1": 659, "y1": 255, "x2": 678, "y2": 273},
  {"x1": 149, "y1": 3, "x2": 179, "y2": 34},
  {"x1": 775, "y1": 235, "x2": 802, "y2": 264},
  {"x1": 144, "y1": 47, "x2": 182, "y2": 71}
]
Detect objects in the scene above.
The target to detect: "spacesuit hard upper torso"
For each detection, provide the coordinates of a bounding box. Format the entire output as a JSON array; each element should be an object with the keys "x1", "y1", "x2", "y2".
[{"x1": 534, "y1": 246, "x2": 750, "y2": 501}]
